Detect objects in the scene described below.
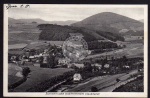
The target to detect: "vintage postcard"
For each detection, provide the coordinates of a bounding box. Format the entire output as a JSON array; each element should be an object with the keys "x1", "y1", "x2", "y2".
[{"x1": 3, "y1": 4, "x2": 148, "y2": 97}]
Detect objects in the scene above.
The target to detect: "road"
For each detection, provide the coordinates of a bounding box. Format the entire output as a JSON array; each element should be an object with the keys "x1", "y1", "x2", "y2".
[{"x1": 64, "y1": 70, "x2": 138, "y2": 92}]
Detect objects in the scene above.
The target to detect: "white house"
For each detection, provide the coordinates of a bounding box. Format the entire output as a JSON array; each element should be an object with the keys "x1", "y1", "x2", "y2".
[
  {"x1": 58, "y1": 58, "x2": 70, "y2": 65},
  {"x1": 104, "y1": 64, "x2": 110, "y2": 68},
  {"x1": 73, "y1": 63, "x2": 84, "y2": 68},
  {"x1": 73, "y1": 73, "x2": 82, "y2": 82},
  {"x1": 92, "y1": 63, "x2": 102, "y2": 70},
  {"x1": 123, "y1": 65, "x2": 130, "y2": 69}
]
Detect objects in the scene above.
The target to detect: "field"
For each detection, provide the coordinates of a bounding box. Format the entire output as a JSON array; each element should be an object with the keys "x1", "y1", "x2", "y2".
[
  {"x1": 113, "y1": 77, "x2": 144, "y2": 92},
  {"x1": 9, "y1": 33, "x2": 40, "y2": 45},
  {"x1": 8, "y1": 21, "x2": 144, "y2": 92},
  {"x1": 86, "y1": 42, "x2": 143, "y2": 59},
  {"x1": 12, "y1": 66, "x2": 74, "y2": 92},
  {"x1": 8, "y1": 23, "x2": 41, "y2": 45},
  {"x1": 9, "y1": 23, "x2": 40, "y2": 33},
  {"x1": 8, "y1": 75, "x2": 23, "y2": 86}
]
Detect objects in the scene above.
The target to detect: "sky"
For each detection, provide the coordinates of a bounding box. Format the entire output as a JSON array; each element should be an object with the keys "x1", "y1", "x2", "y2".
[{"x1": 8, "y1": 4, "x2": 145, "y2": 21}]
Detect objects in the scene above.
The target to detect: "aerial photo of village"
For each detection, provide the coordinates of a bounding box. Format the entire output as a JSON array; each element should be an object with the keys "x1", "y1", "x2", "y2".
[{"x1": 8, "y1": 5, "x2": 145, "y2": 92}]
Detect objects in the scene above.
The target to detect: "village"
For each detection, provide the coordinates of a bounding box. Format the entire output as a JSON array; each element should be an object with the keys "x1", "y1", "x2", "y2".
[
  {"x1": 7, "y1": 7, "x2": 145, "y2": 92},
  {"x1": 8, "y1": 37, "x2": 144, "y2": 87}
]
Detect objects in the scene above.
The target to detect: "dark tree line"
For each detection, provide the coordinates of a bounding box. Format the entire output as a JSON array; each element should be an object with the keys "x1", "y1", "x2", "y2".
[
  {"x1": 96, "y1": 31, "x2": 125, "y2": 41},
  {"x1": 88, "y1": 41, "x2": 118, "y2": 50},
  {"x1": 37, "y1": 24, "x2": 124, "y2": 42}
]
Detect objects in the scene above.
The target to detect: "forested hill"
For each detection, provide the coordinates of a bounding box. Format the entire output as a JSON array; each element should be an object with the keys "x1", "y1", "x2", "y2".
[
  {"x1": 72, "y1": 12, "x2": 143, "y2": 35},
  {"x1": 37, "y1": 24, "x2": 125, "y2": 42}
]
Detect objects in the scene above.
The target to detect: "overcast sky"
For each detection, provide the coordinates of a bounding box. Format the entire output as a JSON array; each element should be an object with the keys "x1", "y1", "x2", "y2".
[{"x1": 8, "y1": 4, "x2": 144, "y2": 21}]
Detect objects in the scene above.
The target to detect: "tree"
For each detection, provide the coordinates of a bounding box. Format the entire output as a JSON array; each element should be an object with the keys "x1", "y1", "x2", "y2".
[
  {"x1": 122, "y1": 55, "x2": 128, "y2": 64},
  {"x1": 91, "y1": 86, "x2": 98, "y2": 92},
  {"x1": 83, "y1": 62, "x2": 92, "y2": 72}
]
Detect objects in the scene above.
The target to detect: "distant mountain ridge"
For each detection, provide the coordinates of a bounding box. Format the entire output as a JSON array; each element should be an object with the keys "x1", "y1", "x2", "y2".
[
  {"x1": 8, "y1": 17, "x2": 77, "y2": 26},
  {"x1": 139, "y1": 19, "x2": 144, "y2": 23},
  {"x1": 72, "y1": 12, "x2": 144, "y2": 34},
  {"x1": 9, "y1": 12, "x2": 143, "y2": 44}
]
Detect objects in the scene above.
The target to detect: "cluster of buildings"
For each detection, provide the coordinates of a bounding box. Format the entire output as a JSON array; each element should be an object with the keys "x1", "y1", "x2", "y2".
[{"x1": 8, "y1": 42, "x2": 58, "y2": 66}]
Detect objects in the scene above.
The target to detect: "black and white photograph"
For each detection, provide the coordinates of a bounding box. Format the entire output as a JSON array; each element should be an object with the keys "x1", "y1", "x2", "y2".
[{"x1": 3, "y1": 4, "x2": 148, "y2": 97}]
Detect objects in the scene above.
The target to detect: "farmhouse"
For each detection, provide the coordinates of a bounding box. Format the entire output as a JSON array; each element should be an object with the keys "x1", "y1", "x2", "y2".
[
  {"x1": 104, "y1": 64, "x2": 110, "y2": 68},
  {"x1": 58, "y1": 58, "x2": 70, "y2": 65},
  {"x1": 92, "y1": 63, "x2": 102, "y2": 70},
  {"x1": 73, "y1": 63, "x2": 84, "y2": 68},
  {"x1": 73, "y1": 73, "x2": 82, "y2": 82},
  {"x1": 131, "y1": 36, "x2": 144, "y2": 40}
]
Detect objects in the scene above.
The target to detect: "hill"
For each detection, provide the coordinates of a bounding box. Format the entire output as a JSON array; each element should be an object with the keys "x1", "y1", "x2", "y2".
[
  {"x1": 8, "y1": 18, "x2": 49, "y2": 24},
  {"x1": 48, "y1": 20, "x2": 77, "y2": 26},
  {"x1": 37, "y1": 24, "x2": 105, "y2": 42},
  {"x1": 72, "y1": 12, "x2": 144, "y2": 35},
  {"x1": 17, "y1": 18, "x2": 49, "y2": 24},
  {"x1": 37, "y1": 24, "x2": 125, "y2": 42},
  {"x1": 121, "y1": 30, "x2": 144, "y2": 36},
  {"x1": 9, "y1": 18, "x2": 27, "y2": 25},
  {"x1": 8, "y1": 17, "x2": 77, "y2": 25},
  {"x1": 139, "y1": 19, "x2": 144, "y2": 23}
]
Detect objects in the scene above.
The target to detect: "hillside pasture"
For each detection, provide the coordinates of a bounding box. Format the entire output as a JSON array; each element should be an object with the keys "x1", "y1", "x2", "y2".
[
  {"x1": 9, "y1": 33, "x2": 40, "y2": 45},
  {"x1": 12, "y1": 66, "x2": 74, "y2": 92},
  {"x1": 8, "y1": 23, "x2": 41, "y2": 45}
]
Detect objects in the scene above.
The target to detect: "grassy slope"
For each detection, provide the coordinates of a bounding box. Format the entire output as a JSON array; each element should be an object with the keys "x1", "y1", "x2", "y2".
[
  {"x1": 13, "y1": 66, "x2": 73, "y2": 92},
  {"x1": 8, "y1": 23, "x2": 40, "y2": 45},
  {"x1": 113, "y1": 77, "x2": 143, "y2": 92},
  {"x1": 8, "y1": 75, "x2": 23, "y2": 86},
  {"x1": 38, "y1": 24, "x2": 104, "y2": 42}
]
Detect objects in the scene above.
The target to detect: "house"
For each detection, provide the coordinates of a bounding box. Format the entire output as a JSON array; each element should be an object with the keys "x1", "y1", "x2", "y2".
[
  {"x1": 72, "y1": 63, "x2": 84, "y2": 68},
  {"x1": 73, "y1": 73, "x2": 82, "y2": 82},
  {"x1": 58, "y1": 58, "x2": 70, "y2": 65},
  {"x1": 104, "y1": 64, "x2": 110, "y2": 68},
  {"x1": 123, "y1": 65, "x2": 130, "y2": 69},
  {"x1": 131, "y1": 36, "x2": 144, "y2": 40},
  {"x1": 92, "y1": 63, "x2": 102, "y2": 70}
]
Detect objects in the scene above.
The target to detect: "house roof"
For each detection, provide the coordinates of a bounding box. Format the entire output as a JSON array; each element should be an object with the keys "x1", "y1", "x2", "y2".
[{"x1": 73, "y1": 63, "x2": 84, "y2": 68}]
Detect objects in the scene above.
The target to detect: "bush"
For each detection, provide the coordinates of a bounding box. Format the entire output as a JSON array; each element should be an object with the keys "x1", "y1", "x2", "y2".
[
  {"x1": 91, "y1": 86, "x2": 98, "y2": 92},
  {"x1": 22, "y1": 67, "x2": 31, "y2": 77}
]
